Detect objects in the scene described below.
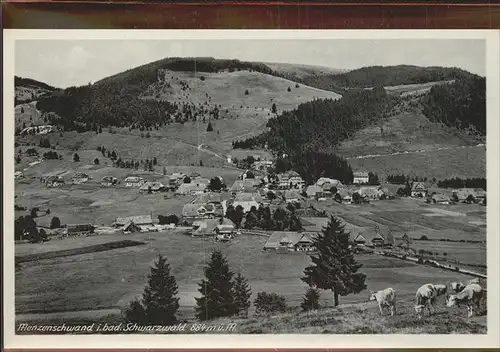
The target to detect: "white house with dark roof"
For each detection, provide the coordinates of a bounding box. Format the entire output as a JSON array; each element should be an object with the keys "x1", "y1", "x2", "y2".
[
  {"x1": 411, "y1": 182, "x2": 428, "y2": 198},
  {"x1": 353, "y1": 172, "x2": 369, "y2": 184},
  {"x1": 175, "y1": 182, "x2": 207, "y2": 195}
]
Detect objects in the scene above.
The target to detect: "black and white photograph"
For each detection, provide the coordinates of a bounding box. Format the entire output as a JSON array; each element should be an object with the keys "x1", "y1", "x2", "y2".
[{"x1": 3, "y1": 30, "x2": 500, "y2": 348}]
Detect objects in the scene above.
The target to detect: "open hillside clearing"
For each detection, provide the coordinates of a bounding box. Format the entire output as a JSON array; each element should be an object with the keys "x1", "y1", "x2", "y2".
[
  {"x1": 383, "y1": 80, "x2": 455, "y2": 97},
  {"x1": 337, "y1": 110, "x2": 483, "y2": 159},
  {"x1": 343, "y1": 146, "x2": 485, "y2": 181},
  {"x1": 265, "y1": 62, "x2": 347, "y2": 79},
  {"x1": 15, "y1": 101, "x2": 46, "y2": 129},
  {"x1": 143, "y1": 69, "x2": 342, "y2": 117}
]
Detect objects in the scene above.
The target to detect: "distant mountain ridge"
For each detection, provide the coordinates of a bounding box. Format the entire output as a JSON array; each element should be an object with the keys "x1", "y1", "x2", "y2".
[
  {"x1": 16, "y1": 59, "x2": 483, "y2": 139},
  {"x1": 15, "y1": 76, "x2": 57, "y2": 91},
  {"x1": 293, "y1": 65, "x2": 479, "y2": 94}
]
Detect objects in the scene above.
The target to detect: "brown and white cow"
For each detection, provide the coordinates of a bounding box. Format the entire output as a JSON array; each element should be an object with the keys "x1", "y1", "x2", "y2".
[
  {"x1": 414, "y1": 283, "x2": 438, "y2": 319},
  {"x1": 433, "y1": 284, "x2": 449, "y2": 304},
  {"x1": 447, "y1": 283, "x2": 484, "y2": 318},
  {"x1": 369, "y1": 288, "x2": 397, "y2": 316},
  {"x1": 451, "y1": 282, "x2": 466, "y2": 293}
]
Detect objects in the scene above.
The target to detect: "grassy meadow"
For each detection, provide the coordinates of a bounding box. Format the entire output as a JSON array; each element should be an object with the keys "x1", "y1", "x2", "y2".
[{"x1": 16, "y1": 232, "x2": 480, "y2": 322}]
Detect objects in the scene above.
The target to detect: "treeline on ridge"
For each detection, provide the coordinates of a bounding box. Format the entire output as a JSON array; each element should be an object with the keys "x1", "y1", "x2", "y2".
[
  {"x1": 15, "y1": 76, "x2": 57, "y2": 91},
  {"x1": 286, "y1": 65, "x2": 476, "y2": 94},
  {"x1": 437, "y1": 177, "x2": 486, "y2": 190},
  {"x1": 421, "y1": 76, "x2": 486, "y2": 135}
]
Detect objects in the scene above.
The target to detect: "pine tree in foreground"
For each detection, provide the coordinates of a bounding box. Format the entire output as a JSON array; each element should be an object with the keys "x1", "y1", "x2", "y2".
[
  {"x1": 195, "y1": 250, "x2": 235, "y2": 321},
  {"x1": 232, "y1": 272, "x2": 252, "y2": 317},
  {"x1": 301, "y1": 215, "x2": 366, "y2": 307},
  {"x1": 301, "y1": 287, "x2": 321, "y2": 312},
  {"x1": 124, "y1": 254, "x2": 180, "y2": 325}
]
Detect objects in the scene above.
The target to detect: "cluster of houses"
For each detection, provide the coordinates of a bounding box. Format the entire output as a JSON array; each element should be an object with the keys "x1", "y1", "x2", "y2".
[
  {"x1": 262, "y1": 224, "x2": 397, "y2": 254},
  {"x1": 305, "y1": 177, "x2": 393, "y2": 204},
  {"x1": 427, "y1": 188, "x2": 486, "y2": 205},
  {"x1": 227, "y1": 154, "x2": 274, "y2": 172},
  {"x1": 181, "y1": 193, "x2": 237, "y2": 241}
]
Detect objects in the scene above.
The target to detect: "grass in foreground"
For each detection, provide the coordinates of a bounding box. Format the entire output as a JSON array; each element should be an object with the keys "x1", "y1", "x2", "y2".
[
  {"x1": 16, "y1": 300, "x2": 487, "y2": 335},
  {"x1": 214, "y1": 299, "x2": 487, "y2": 334}
]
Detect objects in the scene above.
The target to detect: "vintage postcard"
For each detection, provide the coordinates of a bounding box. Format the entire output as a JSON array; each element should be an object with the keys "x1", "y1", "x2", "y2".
[{"x1": 3, "y1": 29, "x2": 500, "y2": 349}]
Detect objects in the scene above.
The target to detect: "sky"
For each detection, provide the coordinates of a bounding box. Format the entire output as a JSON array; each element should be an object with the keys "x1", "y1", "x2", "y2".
[{"x1": 15, "y1": 39, "x2": 485, "y2": 88}]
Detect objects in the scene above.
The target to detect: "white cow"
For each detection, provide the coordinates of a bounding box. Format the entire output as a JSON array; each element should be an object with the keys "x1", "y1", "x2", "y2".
[
  {"x1": 468, "y1": 278, "x2": 480, "y2": 285},
  {"x1": 369, "y1": 288, "x2": 397, "y2": 316},
  {"x1": 414, "y1": 283, "x2": 438, "y2": 319},
  {"x1": 447, "y1": 283, "x2": 484, "y2": 318},
  {"x1": 433, "y1": 284, "x2": 449, "y2": 303}
]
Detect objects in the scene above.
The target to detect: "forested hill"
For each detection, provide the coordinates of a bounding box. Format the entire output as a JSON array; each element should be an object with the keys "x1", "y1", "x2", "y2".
[
  {"x1": 296, "y1": 65, "x2": 479, "y2": 93},
  {"x1": 264, "y1": 86, "x2": 400, "y2": 156},
  {"x1": 422, "y1": 75, "x2": 486, "y2": 135}
]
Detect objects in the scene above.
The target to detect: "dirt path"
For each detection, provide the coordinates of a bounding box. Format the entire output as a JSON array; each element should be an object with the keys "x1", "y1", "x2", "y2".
[
  {"x1": 345, "y1": 144, "x2": 485, "y2": 160},
  {"x1": 197, "y1": 144, "x2": 224, "y2": 160}
]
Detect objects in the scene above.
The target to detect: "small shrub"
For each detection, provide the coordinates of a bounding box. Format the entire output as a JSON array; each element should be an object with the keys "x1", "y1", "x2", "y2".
[
  {"x1": 287, "y1": 87, "x2": 291, "y2": 92},
  {"x1": 254, "y1": 292, "x2": 287, "y2": 315},
  {"x1": 200, "y1": 76, "x2": 205, "y2": 81},
  {"x1": 301, "y1": 288, "x2": 320, "y2": 312},
  {"x1": 158, "y1": 214, "x2": 179, "y2": 225},
  {"x1": 419, "y1": 235, "x2": 429, "y2": 241},
  {"x1": 50, "y1": 216, "x2": 61, "y2": 229}
]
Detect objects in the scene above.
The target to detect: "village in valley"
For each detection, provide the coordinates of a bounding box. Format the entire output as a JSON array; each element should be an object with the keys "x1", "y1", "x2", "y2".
[
  {"x1": 14, "y1": 160, "x2": 487, "y2": 251},
  {"x1": 13, "y1": 43, "x2": 488, "y2": 334}
]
